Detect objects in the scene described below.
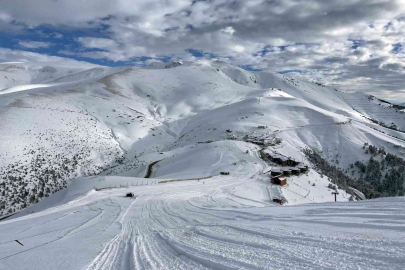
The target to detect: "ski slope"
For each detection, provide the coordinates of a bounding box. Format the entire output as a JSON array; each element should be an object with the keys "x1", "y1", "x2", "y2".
[{"x1": 0, "y1": 173, "x2": 404, "y2": 270}]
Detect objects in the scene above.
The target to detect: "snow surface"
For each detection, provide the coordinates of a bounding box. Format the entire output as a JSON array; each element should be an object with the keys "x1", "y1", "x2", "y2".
[
  {"x1": 1, "y1": 60, "x2": 405, "y2": 268},
  {"x1": 0, "y1": 174, "x2": 404, "y2": 269}
]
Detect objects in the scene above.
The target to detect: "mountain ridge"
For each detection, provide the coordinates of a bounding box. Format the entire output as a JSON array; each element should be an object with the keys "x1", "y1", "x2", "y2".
[{"x1": 1, "y1": 60, "x2": 405, "y2": 217}]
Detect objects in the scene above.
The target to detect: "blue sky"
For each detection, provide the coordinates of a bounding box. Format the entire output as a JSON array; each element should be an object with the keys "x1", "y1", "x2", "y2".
[
  {"x1": 0, "y1": 24, "x2": 291, "y2": 71},
  {"x1": 0, "y1": 26, "x2": 143, "y2": 67},
  {"x1": 0, "y1": 0, "x2": 405, "y2": 101}
]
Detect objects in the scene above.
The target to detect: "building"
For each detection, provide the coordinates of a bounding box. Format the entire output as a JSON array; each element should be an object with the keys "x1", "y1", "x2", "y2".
[
  {"x1": 298, "y1": 165, "x2": 308, "y2": 172},
  {"x1": 282, "y1": 169, "x2": 291, "y2": 176},
  {"x1": 266, "y1": 152, "x2": 303, "y2": 167},
  {"x1": 271, "y1": 168, "x2": 282, "y2": 176},
  {"x1": 291, "y1": 168, "x2": 301, "y2": 175},
  {"x1": 253, "y1": 140, "x2": 264, "y2": 145},
  {"x1": 271, "y1": 176, "x2": 287, "y2": 186},
  {"x1": 289, "y1": 159, "x2": 300, "y2": 166},
  {"x1": 272, "y1": 154, "x2": 289, "y2": 166}
]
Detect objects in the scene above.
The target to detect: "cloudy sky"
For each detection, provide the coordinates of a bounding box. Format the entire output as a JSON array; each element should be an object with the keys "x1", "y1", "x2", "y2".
[{"x1": 1, "y1": 0, "x2": 405, "y2": 102}]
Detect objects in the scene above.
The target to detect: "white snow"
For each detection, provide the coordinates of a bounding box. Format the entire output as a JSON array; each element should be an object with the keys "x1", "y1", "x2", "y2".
[
  {"x1": 0, "y1": 60, "x2": 405, "y2": 269},
  {"x1": 0, "y1": 174, "x2": 404, "y2": 269}
]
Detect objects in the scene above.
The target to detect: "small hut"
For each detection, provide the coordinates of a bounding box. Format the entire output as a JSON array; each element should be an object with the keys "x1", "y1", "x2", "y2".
[{"x1": 271, "y1": 176, "x2": 287, "y2": 186}]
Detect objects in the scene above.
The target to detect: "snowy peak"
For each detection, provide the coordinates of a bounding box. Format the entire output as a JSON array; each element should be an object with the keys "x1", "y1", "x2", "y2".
[
  {"x1": 147, "y1": 60, "x2": 185, "y2": 69},
  {"x1": 0, "y1": 61, "x2": 99, "y2": 90},
  {"x1": 1, "y1": 60, "x2": 405, "y2": 220},
  {"x1": 147, "y1": 59, "x2": 216, "y2": 69}
]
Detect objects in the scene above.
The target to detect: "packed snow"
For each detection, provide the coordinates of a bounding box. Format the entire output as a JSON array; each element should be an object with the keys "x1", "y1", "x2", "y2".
[{"x1": 0, "y1": 174, "x2": 404, "y2": 269}]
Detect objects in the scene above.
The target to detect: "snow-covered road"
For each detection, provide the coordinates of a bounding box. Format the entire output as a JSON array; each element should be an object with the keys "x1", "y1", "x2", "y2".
[{"x1": 1, "y1": 175, "x2": 404, "y2": 270}]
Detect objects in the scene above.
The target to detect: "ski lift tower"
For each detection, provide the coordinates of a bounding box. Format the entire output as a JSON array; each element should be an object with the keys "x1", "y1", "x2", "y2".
[{"x1": 332, "y1": 191, "x2": 339, "y2": 202}]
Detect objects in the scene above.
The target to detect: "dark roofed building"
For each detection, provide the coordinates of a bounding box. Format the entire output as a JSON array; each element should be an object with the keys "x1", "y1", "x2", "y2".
[
  {"x1": 282, "y1": 168, "x2": 291, "y2": 175},
  {"x1": 291, "y1": 168, "x2": 301, "y2": 175},
  {"x1": 271, "y1": 169, "x2": 282, "y2": 176},
  {"x1": 298, "y1": 165, "x2": 308, "y2": 172},
  {"x1": 272, "y1": 154, "x2": 289, "y2": 166}
]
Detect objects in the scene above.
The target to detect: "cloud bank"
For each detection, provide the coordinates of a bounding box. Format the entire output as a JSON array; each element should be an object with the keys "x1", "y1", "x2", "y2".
[{"x1": 0, "y1": 0, "x2": 405, "y2": 101}]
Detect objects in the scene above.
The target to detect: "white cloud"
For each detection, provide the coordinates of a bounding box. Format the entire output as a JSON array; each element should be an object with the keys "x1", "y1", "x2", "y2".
[
  {"x1": 66, "y1": 37, "x2": 146, "y2": 61},
  {"x1": 233, "y1": 45, "x2": 246, "y2": 53},
  {"x1": 18, "y1": 41, "x2": 53, "y2": 49},
  {"x1": 0, "y1": 12, "x2": 12, "y2": 22},
  {"x1": 77, "y1": 37, "x2": 118, "y2": 50},
  {"x1": 1, "y1": 0, "x2": 405, "y2": 99},
  {"x1": 53, "y1": 33, "x2": 63, "y2": 39},
  {"x1": 0, "y1": 0, "x2": 191, "y2": 27},
  {"x1": 221, "y1": 26, "x2": 235, "y2": 35},
  {"x1": 0, "y1": 47, "x2": 99, "y2": 68}
]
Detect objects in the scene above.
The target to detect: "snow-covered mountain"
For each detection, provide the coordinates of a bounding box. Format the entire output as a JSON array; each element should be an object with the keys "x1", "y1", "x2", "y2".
[
  {"x1": 1, "y1": 59, "x2": 405, "y2": 214},
  {"x1": 0, "y1": 60, "x2": 404, "y2": 269}
]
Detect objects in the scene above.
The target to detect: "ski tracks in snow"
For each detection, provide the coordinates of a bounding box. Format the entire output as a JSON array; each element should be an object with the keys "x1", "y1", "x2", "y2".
[
  {"x1": 86, "y1": 198, "x2": 138, "y2": 270},
  {"x1": 2, "y1": 142, "x2": 405, "y2": 269}
]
